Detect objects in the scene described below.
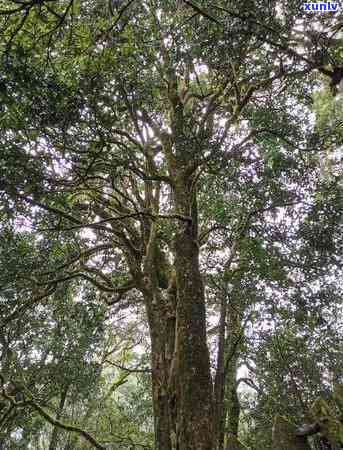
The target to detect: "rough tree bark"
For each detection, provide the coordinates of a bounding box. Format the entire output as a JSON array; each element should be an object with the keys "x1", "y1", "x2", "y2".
[
  {"x1": 172, "y1": 172, "x2": 213, "y2": 450},
  {"x1": 139, "y1": 200, "x2": 177, "y2": 448},
  {"x1": 142, "y1": 282, "x2": 177, "y2": 450},
  {"x1": 138, "y1": 49, "x2": 215, "y2": 449},
  {"x1": 138, "y1": 172, "x2": 213, "y2": 449}
]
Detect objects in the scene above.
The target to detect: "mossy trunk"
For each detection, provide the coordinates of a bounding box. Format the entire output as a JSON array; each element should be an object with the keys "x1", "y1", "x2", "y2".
[
  {"x1": 311, "y1": 398, "x2": 343, "y2": 449},
  {"x1": 226, "y1": 433, "x2": 247, "y2": 450},
  {"x1": 226, "y1": 362, "x2": 240, "y2": 438},
  {"x1": 143, "y1": 284, "x2": 177, "y2": 450},
  {"x1": 272, "y1": 416, "x2": 311, "y2": 450},
  {"x1": 151, "y1": 49, "x2": 215, "y2": 449},
  {"x1": 150, "y1": 339, "x2": 174, "y2": 450},
  {"x1": 171, "y1": 173, "x2": 213, "y2": 450}
]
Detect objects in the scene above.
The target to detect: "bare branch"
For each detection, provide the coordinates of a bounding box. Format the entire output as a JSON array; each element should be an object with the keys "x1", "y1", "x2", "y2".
[{"x1": 105, "y1": 360, "x2": 151, "y2": 374}]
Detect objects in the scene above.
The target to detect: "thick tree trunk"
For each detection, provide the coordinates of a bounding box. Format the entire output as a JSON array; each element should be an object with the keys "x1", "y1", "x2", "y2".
[
  {"x1": 140, "y1": 59, "x2": 214, "y2": 448},
  {"x1": 172, "y1": 175, "x2": 213, "y2": 450}
]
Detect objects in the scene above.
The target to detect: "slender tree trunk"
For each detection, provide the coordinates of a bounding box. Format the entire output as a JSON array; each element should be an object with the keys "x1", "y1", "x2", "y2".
[
  {"x1": 214, "y1": 292, "x2": 228, "y2": 450},
  {"x1": 226, "y1": 359, "x2": 240, "y2": 438},
  {"x1": 150, "y1": 340, "x2": 173, "y2": 450},
  {"x1": 141, "y1": 232, "x2": 178, "y2": 450},
  {"x1": 133, "y1": 153, "x2": 180, "y2": 450},
  {"x1": 214, "y1": 288, "x2": 242, "y2": 449},
  {"x1": 146, "y1": 293, "x2": 176, "y2": 450},
  {"x1": 225, "y1": 304, "x2": 243, "y2": 440}
]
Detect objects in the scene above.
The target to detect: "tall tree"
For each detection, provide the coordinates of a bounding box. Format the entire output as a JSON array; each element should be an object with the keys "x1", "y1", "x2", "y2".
[{"x1": 0, "y1": 1, "x2": 342, "y2": 449}]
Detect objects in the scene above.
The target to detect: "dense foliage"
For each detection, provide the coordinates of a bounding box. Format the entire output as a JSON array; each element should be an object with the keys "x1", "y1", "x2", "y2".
[{"x1": 0, "y1": 1, "x2": 342, "y2": 449}]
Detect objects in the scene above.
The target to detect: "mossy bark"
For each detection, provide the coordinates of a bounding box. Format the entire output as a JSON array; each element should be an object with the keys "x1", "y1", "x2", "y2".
[
  {"x1": 311, "y1": 398, "x2": 343, "y2": 449},
  {"x1": 172, "y1": 176, "x2": 213, "y2": 450},
  {"x1": 333, "y1": 383, "x2": 343, "y2": 413},
  {"x1": 272, "y1": 415, "x2": 311, "y2": 450},
  {"x1": 226, "y1": 433, "x2": 247, "y2": 450},
  {"x1": 143, "y1": 56, "x2": 214, "y2": 449},
  {"x1": 142, "y1": 266, "x2": 177, "y2": 450}
]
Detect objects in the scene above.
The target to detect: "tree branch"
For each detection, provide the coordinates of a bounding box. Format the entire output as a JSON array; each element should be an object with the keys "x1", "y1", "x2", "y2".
[
  {"x1": 182, "y1": 0, "x2": 222, "y2": 25},
  {"x1": 28, "y1": 399, "x2": 106, "y2": 450}
]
